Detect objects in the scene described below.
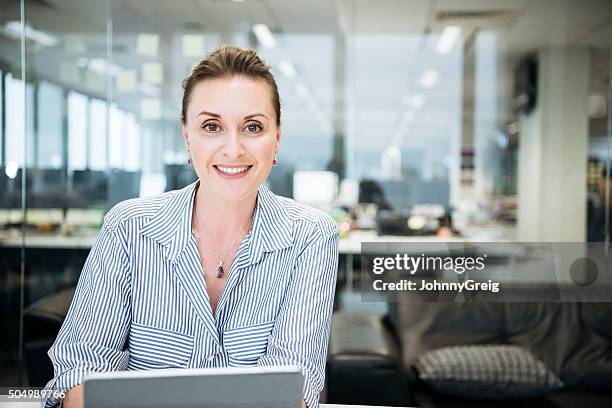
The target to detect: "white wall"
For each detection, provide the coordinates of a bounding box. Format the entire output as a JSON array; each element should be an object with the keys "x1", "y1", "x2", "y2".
[{"x1": 518, "y1": 48, "x2": 590, "y2": 241}]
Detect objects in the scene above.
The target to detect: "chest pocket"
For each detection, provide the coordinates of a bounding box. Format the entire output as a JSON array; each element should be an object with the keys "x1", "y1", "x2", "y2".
[
  {"x1": 223, "y1": 320, "x2": 275, "y2": 366},
  {"x1": 128, "y1": 322, "x2": 194, "y2": 370}
]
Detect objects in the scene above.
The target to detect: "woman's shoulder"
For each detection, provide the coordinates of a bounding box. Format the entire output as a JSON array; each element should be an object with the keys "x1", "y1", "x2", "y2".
[
  {"x1": 274, "y1": 194, "x2": 339, "y2": 237},
  {"x1": 103, "y1": 189, "x2": 181, "y2": 230}
]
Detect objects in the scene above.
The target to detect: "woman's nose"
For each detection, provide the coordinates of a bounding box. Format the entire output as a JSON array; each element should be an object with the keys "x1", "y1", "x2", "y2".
[{"x1": 222, "y1": 130, "x2": 245, "y2": 160}]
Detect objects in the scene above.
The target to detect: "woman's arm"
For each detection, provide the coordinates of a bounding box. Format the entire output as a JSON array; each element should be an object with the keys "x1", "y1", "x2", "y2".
[
  {"x1": 257, "y1": 221, "x2": 339, "y2": 408},
  {"x1": 63, "y1": 384, "x2": 83, "y2": 408},
  {"x1": 44, "y1": 220, "x2": 132, "y2": 407}
]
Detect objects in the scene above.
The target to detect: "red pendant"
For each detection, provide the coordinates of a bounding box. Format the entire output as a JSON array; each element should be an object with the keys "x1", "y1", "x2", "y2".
[{"x1": 217, "y1": 261, "x2": 224, "y2": 278}]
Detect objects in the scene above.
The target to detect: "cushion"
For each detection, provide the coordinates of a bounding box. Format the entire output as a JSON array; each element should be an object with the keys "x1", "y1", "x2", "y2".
[{"x1": 414, "y1": 345, "x2": 564, "y2": 400}]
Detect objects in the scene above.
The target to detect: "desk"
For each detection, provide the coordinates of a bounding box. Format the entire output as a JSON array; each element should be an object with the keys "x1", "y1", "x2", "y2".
[
  {"x1": 0, "y1": 229, "x2": 458, "y2": 297},
  {"x1": 0, "y1": 229, "x2": 460, "y2": 251},
  {"x1": 0, "y1": 229, "x2": 465, "y2": 300},
  {"x1": 0, "y1": 232, "x2": 97, "y2": 249},
  {"x1": 338, "y1": 230, "x2": 465, "y2": 254}
]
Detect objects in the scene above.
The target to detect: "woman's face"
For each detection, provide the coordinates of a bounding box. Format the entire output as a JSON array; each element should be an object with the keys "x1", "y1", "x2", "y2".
[{"x1": 182, "y1": 76, "x2": 280, "y2": 203}]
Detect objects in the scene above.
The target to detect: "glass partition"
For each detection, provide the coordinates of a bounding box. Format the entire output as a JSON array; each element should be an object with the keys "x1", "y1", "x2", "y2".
[
  {"x1": 0, "y1": 0, "x2": 25, "y2": 387},
  {"x1": 0, "y1": 0, "x2": 610, "y2": 391}
]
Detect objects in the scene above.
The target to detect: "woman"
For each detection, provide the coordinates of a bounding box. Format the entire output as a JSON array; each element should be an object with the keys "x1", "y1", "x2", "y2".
[{"x1": 45, "y1": 46, "x2": 339, "y2": 408}]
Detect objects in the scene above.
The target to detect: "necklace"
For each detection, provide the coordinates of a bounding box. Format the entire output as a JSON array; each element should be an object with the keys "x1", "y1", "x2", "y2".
[{"x1": 193, "y1": 207, "x2": 252, "y2": 279}]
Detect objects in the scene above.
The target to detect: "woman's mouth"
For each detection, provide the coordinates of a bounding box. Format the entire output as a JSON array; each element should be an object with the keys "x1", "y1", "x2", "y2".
[{"x1": 213, "y1": 165, "x2": 253, "y2": 179}]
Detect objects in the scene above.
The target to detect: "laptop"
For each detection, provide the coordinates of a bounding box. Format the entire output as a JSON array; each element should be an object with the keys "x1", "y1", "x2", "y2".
[{"x1": 83, "y1": 365, "x2": 304, "y2": 408}]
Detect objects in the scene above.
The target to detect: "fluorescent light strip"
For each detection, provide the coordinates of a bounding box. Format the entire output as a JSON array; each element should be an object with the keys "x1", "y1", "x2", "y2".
[
  {"x1": 295, "y1": 83, "x2": 309, "y2": 99},
  {"x1": 279, "y1": 61, "x2": 297, "y2": 79},
  {"x1": 410, "y1": 95, "x2": 425, "y2": 109},
  {"x1": 436, "y1": 26, "x2": 461, "y2": 54},
  {"x1": 419, "y1": 70, "x2": 439, "y2": 89},
  {"x1": 252, "y1": 24, "x2": 277, "y2": 49},
  {"x1": 3, "y1": 21, "x2": 60, "y2": 47},
  {"x1": 76, "y1": 57, "x2": 123, "y2": 76}
]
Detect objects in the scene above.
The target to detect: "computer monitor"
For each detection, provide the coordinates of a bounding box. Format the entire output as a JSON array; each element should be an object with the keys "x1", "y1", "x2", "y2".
[
  {"x1": 108, "y1": 169, "x2": 141, "y2": 208},
  {"x1": 267, "y1": 163, "x2": 294, "y2": 198},
  {"x1": 164, "y1": 164, "x2": 197, "y2": 192},
  {"x1": 0, "y1": 168, "x2": 32, "y2": 208},
  {"x1": 293, "y1": 170, "x2": 338, "y2": 211},
  {"x1": 70, "y1": 170, "x2": 108, "y2": 208},
  {"x1": 83, "y1": 366, "x2": 304, "y2": 408},
  {"x1": 29, "y1": 169, "x2": 67, "y2": 208},
  {"x1": 0, "y1": 167, "x2": 7, "y2": 206}
]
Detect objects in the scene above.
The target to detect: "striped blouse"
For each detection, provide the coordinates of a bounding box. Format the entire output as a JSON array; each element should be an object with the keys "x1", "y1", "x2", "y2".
[{"x1": 44, "y1": 181, "x2": 339, "y2": 408}]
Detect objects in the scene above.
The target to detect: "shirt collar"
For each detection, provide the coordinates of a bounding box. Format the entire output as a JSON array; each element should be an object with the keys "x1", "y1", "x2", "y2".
[{"x1": 140, "y1": 180, "x2": 293, "y2": 263}]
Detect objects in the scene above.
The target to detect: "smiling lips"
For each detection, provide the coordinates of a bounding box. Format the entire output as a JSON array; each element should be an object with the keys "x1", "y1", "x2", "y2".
[{"x1": 213, "y1": 164, "x2": 253, "y2": 179}]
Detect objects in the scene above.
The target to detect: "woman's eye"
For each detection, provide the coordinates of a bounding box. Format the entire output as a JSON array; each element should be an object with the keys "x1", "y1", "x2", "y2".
[
  {"x1": 245, "y1": 123, "x2": 263, "y2": 133},
  {"x1": 202, "y1": 123, "x2": 220, "y2": 132}
]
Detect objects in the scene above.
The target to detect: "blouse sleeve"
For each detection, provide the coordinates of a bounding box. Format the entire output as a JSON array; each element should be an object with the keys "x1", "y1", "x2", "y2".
[
  {"x1": 257, "y1": 221, "x2": 339, "y2": 408},
  {"x1": 43, "y1": 221, "x2": 132, "y2": 407}
]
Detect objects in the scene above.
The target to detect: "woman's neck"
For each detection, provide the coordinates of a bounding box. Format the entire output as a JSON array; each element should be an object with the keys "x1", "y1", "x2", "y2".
[{"x1": 192, "y1": 185, "x2": 257, "y2": 238}]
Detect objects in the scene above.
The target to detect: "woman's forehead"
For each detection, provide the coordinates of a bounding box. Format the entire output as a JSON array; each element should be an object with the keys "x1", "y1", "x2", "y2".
[{"x1": 188, "y1": 77, "x2": 274, "y2": 119}]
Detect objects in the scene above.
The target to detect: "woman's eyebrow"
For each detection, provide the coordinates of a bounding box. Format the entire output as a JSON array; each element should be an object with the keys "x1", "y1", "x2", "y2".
[
  {"x1": 196, "y1": 110, "x2": 221, "y2": 118},
  {"x1": 244, "y1": 113, "x2": 268, "y2": 120}
]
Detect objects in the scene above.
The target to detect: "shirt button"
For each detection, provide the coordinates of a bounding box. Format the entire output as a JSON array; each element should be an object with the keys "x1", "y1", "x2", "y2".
[{"x1": 206, "y1": 355, "x2": 214, "y2": 362}]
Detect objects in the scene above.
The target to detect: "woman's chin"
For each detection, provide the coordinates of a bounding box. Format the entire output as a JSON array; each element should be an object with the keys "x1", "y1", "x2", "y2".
[{"x1": 203, "y1": 183, "x2": 259, "y2": 204}]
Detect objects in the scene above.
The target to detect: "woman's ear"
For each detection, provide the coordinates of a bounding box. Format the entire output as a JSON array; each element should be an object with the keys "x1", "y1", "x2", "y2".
[
  {"x1": 182, "y1": 125, "x2": 190, "y2": 149},
  {"x1": 275, "y1": 128, "x2": 282, "y2": 151}
]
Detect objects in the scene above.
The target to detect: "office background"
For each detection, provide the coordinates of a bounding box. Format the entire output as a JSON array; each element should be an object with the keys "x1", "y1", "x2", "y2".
[{"x1": 1, "y1": 0, "x2": 611, "y2": 397}]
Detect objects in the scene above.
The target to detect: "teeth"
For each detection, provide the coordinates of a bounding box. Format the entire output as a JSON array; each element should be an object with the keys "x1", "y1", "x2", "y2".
[{"x1": 217, "y1": 166, "x2": 249, "y2": 174}]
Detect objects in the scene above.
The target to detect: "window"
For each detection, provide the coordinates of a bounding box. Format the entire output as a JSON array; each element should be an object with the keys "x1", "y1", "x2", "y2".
[
  {"x1": 109, "y1": 103, "x2": 125, "y2": 169},
  {"x1": 36, "y1": 81, "x2": 64, "y2": 168},
  {"x1": 124, "y1": 113, "x2": 141, "y2": 171},
  {"x1": 5, "y1": 74, "x2": 34, "y2": 168},
  {"x1": 67, "y1": 91, "x2": 88, "y2": 171},
  {"x1": 89, "y1": 98, "x2": 107, "y2": 170}
]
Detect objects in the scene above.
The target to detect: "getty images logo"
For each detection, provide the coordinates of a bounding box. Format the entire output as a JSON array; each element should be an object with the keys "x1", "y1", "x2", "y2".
[{"x1": 371, "y1": 253, "x2": 488, "y2": 275}]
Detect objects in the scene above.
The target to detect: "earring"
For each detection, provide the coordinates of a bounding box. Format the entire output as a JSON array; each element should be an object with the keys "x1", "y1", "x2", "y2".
[
  {"x1": 187, "y1": 149, "x2": 193, "y2": 165},
  {"x1": 272, "y1": 153, "x2": 278, "y2": 167}
]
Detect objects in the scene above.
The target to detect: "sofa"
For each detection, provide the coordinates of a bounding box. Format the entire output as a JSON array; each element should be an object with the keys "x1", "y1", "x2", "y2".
[{"x1": 326, "y1": 293, "x2": 612, "y2": 407}]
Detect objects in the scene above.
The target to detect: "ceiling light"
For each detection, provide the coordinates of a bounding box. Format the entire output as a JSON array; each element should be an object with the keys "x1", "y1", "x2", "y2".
[
  {"x1": 64, "y1": 34, "x2": 86, "y2": 54},
  {"x1": 419, "y1": 70, "x2": 439, "y2": 89},
  {"x1": 137, "y1": 33, "x2": 159, "y2": 56},
  {"x1": 436, "y1": 26, "x2": 462, "y2": 54},
  {"x1": 409, "y1": 95, "x2": 425, "y2": 110},
  {"x1": 142, "y1": 62, "x2": 164, "y2": 84},
  {"x1": 89, "y1": 58, "x2": 122, "y2": 76},
  {"x1": 77, "y1": 57, "x2": 122, "y2": 76},
  {"x1": 279, "y1": 61, "x2": 297, "y2": 79},
  {"x1": 140, "y1": 98, "x2": 162, "y2": 120},
  {"x1": 3, "y1": 21, "x2": 60, "y2": 47},
  {"x1": 182, "y1": 34, "x2": 205, "y2": 57},
  {"x1": 295, "y1": 83, "x2": 309, "y2": 99},
  {"x1": 252, "y1": 24, "x2": 277, "y2": 49},
  {"x1": 116, "y1": 70, "x2": 137, "y2": 92}
]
